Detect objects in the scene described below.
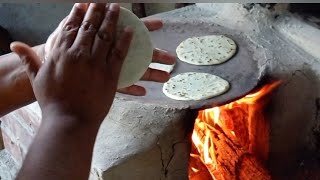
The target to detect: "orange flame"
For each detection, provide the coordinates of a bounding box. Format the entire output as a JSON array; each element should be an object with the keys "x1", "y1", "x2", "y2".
[{"x1": 189, "y1": 81, "x2": 281, "y2": 180}]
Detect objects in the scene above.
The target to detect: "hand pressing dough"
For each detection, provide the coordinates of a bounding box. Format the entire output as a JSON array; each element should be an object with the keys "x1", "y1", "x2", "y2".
[
  {"x1": 176, "y1": 35, "x2": 237, "y2": 65},
  {"x1": 163, "y1": 72, "x2": 230, "y2": 101},
  {"x1": 149, "y1": 63, "x2": 176, "y2": 73},
  {"x1": 117, "y1": 7, "x2": 153, "y2": 89}
]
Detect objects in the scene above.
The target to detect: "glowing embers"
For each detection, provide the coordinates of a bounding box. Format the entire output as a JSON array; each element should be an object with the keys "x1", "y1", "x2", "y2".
[{"x1": 189, "y1": 81, "x2": 281, "y2": 180}]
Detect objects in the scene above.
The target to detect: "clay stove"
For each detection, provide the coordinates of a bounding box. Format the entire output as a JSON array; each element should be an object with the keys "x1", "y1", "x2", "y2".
[{"x1": 1, "y1": 3, "x2": 320, "y2": 180}]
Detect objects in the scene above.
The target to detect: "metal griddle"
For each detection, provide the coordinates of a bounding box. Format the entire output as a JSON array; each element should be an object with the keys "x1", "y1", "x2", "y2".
[{"x1": 116, "y1": 21, "x2": 261, "y2": 110}]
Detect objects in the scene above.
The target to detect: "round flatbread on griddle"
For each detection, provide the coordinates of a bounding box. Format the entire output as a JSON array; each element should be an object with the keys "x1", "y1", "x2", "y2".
[
  {"x1": 162, "y1": 72, "x2": 230, "y2": 101},
  {"x1": 176, "y1": 35, "x2": 237, "y2": 65}
]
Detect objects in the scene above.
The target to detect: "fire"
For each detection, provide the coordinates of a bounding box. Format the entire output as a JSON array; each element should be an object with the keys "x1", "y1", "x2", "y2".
[{"x1": 189, "y1": 81, "x2": 281, "y2": 180}]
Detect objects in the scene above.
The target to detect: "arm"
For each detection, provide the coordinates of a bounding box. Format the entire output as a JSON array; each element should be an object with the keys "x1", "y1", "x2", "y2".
[
  {"x1": 12, "y1": 3, "x2": 132, "y2": 180},
  {"x1": 17, "y1": 113, "x2": 100, "y2": 180},
  {"x1": 0, "y1": 45, "x2": 44, "y2": 117}
]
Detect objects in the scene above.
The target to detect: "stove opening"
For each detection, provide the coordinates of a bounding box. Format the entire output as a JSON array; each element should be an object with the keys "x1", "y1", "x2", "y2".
[{"x1": 189, "y1": 81, "x2": 281, "y2": 180}]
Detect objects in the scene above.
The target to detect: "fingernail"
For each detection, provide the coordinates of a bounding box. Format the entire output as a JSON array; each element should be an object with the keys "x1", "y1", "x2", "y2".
[
  {"x1": 10, "y1": 42, "x2": 17, "y2": 50},
  {"x1": 124, "y1": 26, "x2": 134, "y2": 33},
  {"x1": 10, "y1": 41, "x2": 22, "y2": 52},
  {"x1": 156, "y1": 48, "x2": 168, "y2": 53},
  {"x1": 170, "y1": 54, "x2": 177, "y2": 59},
  {"x1": 75, "y1": 3, "x2": 87, "y2": 10},
  {"x1": 110, "y1": 3, "x2": 120, "y2": 11},
  {"x1": 141, "y1": 89, "x2": 147, "y2": 96}
]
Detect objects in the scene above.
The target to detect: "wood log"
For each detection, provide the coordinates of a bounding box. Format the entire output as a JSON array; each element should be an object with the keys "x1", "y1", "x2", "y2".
[
  {"x1": 189, "y1": 152, "x2": 212, "y2": 180},
  {"x1": 212, "y1": 127, "x2": 271, "y2": 180},
  {"x1": 236, "y1": 154, "x2": 271, "y2": 180},
  {"x1": 190, "y1": 102, "x2": 272, "y2": 180}
]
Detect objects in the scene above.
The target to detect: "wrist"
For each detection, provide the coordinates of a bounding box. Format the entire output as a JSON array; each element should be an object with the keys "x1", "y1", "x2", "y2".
[
  {"x1": 41, "y1": 113, "x2": 101, "y2": 137},
  {"x1": 41, "y1": 103, "x2": 102, "y2": 132}
]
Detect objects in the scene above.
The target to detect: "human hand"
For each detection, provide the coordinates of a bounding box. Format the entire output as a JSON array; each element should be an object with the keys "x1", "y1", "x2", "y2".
[
  {"x1": 11, "y1": 3, "x2": 133, "y2": 125},
  {"x1": 45, "y1": 7, "x2": 176, "y2": 96}
]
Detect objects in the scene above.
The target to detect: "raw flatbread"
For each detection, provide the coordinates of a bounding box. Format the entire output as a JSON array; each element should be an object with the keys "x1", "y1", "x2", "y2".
[
  {"x1": 149, "y1": 63, "x2": 176, "y2": 73},
  {"x1": 117, "y1": 7, "x2": 153, "y2": 89},
  {"x1": 176, "y1": 35, "x2": 237, "y2": 65},
  {"x1": 162, "y1": 72, "x2": 230, "y2": 101}
]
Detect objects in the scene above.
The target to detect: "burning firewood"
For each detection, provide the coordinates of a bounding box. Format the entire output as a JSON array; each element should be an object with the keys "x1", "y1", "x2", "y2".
[{"x1": 189, "y1": 81, "x2": 281, "y2": 180}]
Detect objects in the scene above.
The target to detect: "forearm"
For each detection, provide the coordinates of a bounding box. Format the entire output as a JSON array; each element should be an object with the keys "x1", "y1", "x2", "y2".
[
  {"x1": 16, "y1": 113, "x2": 100, "y2": 180},
  {"x1": 0, "y1": 44, "x2": 44, "y2": 117}
]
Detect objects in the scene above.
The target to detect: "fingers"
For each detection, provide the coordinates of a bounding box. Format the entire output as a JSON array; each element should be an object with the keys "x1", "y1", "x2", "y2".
[
  {"x1": 92, "y1": 3, "x2": 120, "y2": 59},
  {"x1": 56, "y1": 16, "x2": 69, "y2": 33},
  {"x1": 72, "y1": 3, "x2": 106, "y2": 52},
  {"x1": 117, "y1": 85, "x2": 146, "y2": 96},
  {"x1": 50, "y1": 16, "x2": 68, "y2": 42},
  {"x1": 141, "y1": 68, "x2": 170, "y2": 82},
  {"x1": 142, "y1": 18, "x2": 163, "y2": 31},
  {"x1": 54, "y1": 3, "x2": 88, "y2": 49},
  {"x1": 152, "y1": 48, "x2": 176, "y2": 64},
  {"x1": 10, "y1": 42, "x2": 41, "y2": 83},
  {"x1": 108, "y1": 27, "x2": 133, "y2": 78},
  {"x1": 45, "y1": 17, "x2": 68, "y2": 61}
]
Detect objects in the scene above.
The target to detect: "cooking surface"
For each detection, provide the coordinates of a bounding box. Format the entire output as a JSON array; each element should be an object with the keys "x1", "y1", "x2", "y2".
[{"x1": 116, "y1": 21, "x2": 261, "y2": 110}]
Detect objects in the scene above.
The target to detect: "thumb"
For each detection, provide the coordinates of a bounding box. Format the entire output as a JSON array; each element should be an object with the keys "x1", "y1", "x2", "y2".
[{"x1": 10, "y1": 41, "x2": 42, "y2": 83}]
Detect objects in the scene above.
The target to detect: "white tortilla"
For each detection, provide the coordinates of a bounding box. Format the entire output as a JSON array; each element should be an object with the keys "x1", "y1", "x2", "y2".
[
  {"x1": 176, "y1": 35, "x2": 237, "y2": 65},
  {"x1": 162, "y1": 72, "x2": 230, "y2": 101},
  {"x1": 117, "y1": 7, "x2": 153, "y2": 89},
  {"x1": 149, "y1": 63, "x2": 176, "y2": 73}
]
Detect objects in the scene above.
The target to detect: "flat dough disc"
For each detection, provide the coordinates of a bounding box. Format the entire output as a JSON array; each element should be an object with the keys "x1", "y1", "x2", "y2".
[
  {"x1": 117, "y1": 7, "x2": 153, "y2": 89},
  {"x1": 149, "y1": 63, "x2": 176, "y2": 73},
  {"x1": 176, "y1": 35, "x2": 237, "y2": 65},
  {"x1": 162, "y1": 72, "x2": 230, "y2": 101}
]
